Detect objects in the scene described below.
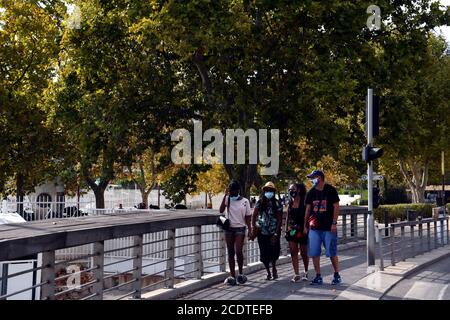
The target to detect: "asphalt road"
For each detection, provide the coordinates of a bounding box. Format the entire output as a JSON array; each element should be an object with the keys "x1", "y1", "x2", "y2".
[{"x1": 382, "y1": 256, "x2": 450, "y2": 300}]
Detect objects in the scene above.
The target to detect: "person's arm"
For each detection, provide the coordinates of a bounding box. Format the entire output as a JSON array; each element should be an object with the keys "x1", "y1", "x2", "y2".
[
  {"x1": 219, "y1": 188, "x2": 229, "y2": 214},
  {"x1": 304, "y1": 204, "x2": 311, "y2": 234},
  {"x1": 252, "y1": 207, "x2": 259, "y2": 230},
  {"x1": 250, "y1": 207, "x2": 259, "y2": 240},
  {"x1": 331, "y1": 202, "x2": 339, "y2": 233},
  {"x1": 275, "y1": 207, "x2": 282, "y2": 237}
]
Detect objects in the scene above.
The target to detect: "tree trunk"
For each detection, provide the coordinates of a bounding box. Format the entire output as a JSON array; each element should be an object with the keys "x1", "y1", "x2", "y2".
[
  {"x1": 399, "y1": 159, "x2": 429, "y2": 204},
  {"x1": 85, "y1": 177, "x2": 108, "y2": 209},
  {"x1": 140, "y1": 189, "x2": 150, "y2": 209},
  {"x1": 93, "y1": 188, "x2": 106, "y2": 209},
  {"x1": 16, "y1": 173, "x2": 25, "y2": 216}
]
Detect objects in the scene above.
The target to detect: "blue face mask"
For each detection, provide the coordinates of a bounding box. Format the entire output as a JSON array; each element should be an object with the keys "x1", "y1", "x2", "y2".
[
  {"x1": 264, "y1": 192, "x2": 274, "y2": 199},
  {"x1": 311, "y1": 178, "x2": 319, "y2": 188},
  {"x1": 230, "y1": 195, "x2": 240, "y2": 201}
]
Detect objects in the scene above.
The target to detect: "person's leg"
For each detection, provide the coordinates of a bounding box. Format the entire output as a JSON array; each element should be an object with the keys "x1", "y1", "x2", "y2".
[
  {"x1": 299, "y1": 243, "x2": 309, "y2": 273},
  {"x1": 288, "y1": 241, "x2": 300, "y2": 275},
  {"x1": 234, "y1": 234, "x2": 245, "y2": 275},
  {"x1": 225, "y1": 232, "x2": 236, "y2": 278},
  {"x1": 325, "y1": 231, "x2": 341, "y2": 284},
  {"x1": 258, "y1": 235, "x2": 271, "y2": 279},
  {"x1": 308, "y1": 230, "x2": 322, "y2": 275}
]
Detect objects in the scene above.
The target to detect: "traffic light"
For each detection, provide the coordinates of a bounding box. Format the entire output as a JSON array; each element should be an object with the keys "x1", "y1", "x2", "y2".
[
  {"x1": 373, "y1": 186, "x2": 380, "y2": 209},
  {"x1": 362, "y1": 145, "x2": 384, "y2": 163}
]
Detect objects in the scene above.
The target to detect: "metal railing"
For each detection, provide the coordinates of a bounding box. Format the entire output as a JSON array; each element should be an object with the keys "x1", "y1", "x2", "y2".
[
  {"x1": 376, "y1": 216, "x2": 449, "y2": 271},
  {"x1": 0, "y1": 207, "x2": 367, "y2": 300}
]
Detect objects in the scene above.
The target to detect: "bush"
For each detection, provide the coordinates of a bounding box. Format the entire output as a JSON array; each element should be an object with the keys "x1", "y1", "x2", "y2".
[
  {"x1": 382, "y1": 187, "x2": 408, "y2": 205},
  {"x1": 374, "y1": 203, "x2": 434, "y2": 222},
  {"x1": 360, "y1": 199, "x2": 368, "y2": 206}
]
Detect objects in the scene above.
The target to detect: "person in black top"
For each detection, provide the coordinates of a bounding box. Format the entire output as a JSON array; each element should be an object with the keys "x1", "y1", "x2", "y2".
[
  {"x1": 303, "y1": 170, "x2": 342, "y2": 285},
  {"x1": 286, "y1": 183, "x2": 310, "y2": 282}
]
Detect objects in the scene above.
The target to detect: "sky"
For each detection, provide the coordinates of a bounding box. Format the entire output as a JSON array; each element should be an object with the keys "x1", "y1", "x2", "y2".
[{"x1": 436, "y1": 0, "x2": 450, "y2": 43}]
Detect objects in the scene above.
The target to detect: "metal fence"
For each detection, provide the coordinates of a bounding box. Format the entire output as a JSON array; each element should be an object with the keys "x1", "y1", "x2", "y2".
[
  {"x1": 0, "y1": 208, "x2": 367, "y2": 300},
  {"x1": 376, "y1": 216, "x2": 450, "y2": 271}
]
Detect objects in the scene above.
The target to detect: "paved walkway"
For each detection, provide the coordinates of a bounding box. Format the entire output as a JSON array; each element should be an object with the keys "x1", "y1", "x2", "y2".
[{"x1": 178, "y1": 245, "x2": 369, "y2": 300}]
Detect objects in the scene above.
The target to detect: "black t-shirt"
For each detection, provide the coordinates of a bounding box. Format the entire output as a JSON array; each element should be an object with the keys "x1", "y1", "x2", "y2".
[{"x1": 305, "y1": 184, "x2": 340, "y2": 231}]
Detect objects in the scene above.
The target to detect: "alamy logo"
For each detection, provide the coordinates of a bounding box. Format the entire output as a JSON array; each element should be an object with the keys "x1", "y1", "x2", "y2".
[
  {"x1": 66, "y1": 265, "x2": 81, "y2": 289},
  {"x1": 367, "y1": 5, "x2": 382, "y2": 31},
  {"x1": 171, "y1": 121, "x2": 279, "y2": 175},
  {"x1": 67, "y1": 5, "x2": 82, "y2": 30}
]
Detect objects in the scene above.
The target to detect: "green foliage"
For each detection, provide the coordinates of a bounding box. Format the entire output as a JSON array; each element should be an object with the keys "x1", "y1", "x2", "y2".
[{"x1": 374, "y1": 204, "x2": 434, "y2": 222}]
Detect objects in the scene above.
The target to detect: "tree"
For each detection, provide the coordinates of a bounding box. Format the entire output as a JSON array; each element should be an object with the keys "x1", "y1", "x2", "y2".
[
  {"x1": 0, "y1": 1, "x2": 65, "y2": 210},
  {"x1": 378, "y1": 35, "x2": 450, "y2": 203},
  {"x1": 194, "y1": 164, "x2": 229, "y2": 208},
  {"x1": 48, "y1": 0, "x2": 181, "y2": 208}
]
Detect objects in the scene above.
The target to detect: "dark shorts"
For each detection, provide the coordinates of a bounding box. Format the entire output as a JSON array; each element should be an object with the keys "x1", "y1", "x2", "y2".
[
  {"x1": 287, "y1": 233, "x2": 308, "y2": 245},
  {"x1": 224, "y1": 227, "x2": 246, "y2": 236}
]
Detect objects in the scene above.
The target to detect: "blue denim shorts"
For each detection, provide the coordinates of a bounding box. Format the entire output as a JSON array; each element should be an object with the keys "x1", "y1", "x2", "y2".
[
  {"x1": 224, "y1": 227, "x2": 246, "y2": 236},
  {"x1": 308, "y1": 229, "x2": 338, "y2": 257}
]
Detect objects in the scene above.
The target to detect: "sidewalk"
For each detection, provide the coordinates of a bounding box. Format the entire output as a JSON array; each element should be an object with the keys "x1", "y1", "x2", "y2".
[
  {"x1": 177, "y1": 243, "x2": 369, "y2": 300},
  {"x1": 336, "y1": 245, "x2": 450, "y2": 300}
]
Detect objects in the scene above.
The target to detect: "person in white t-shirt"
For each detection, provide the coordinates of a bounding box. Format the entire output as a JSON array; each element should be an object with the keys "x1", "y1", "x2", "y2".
[{"x1": 219, "y1": 180, "x2": 252, "y2": 286}]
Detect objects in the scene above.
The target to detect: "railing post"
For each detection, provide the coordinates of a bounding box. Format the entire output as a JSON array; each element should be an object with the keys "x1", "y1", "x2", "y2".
[
  {"x1": 378, "y1": 227, "x2": 384, "y2": 271},
  {"x1": 40, "y1": 250, "x2": 55, "y2": 300},
  {"x1": 427, "y1": 222, "x2": 431, "y2": 252},
  {"x1": 384, "y1": 210, "x2": 389, "y2": 237},
  {"x1": 350, "y1": 213, "x2": 356, "y2": 238},
  {"x1": 400, "y1": 226, "x2": 405, "y2": 261},
  {"x1": 447, "y1": 218, "x2": 449, "y2": 245},
  {"x1": 165, "y1": 229, "x2": 175, "y2": 288},
  {"x1": 390, "y1": 225, "x2": 395, "y2": 266},
  {"x1": 434, "y1": 220, "x2": 438, "y2": 249},
  {"x1": 219, "y1": 231, "x2": 227, "y2": 272},
  {"x1": 364, "y1": 212, "x2": 368, "y2": 239},
  {"x1": 410, "y1": 225, "x2": 415, "y2": 257},
  {"x1": 342, "y1": 214, "x2": 347, "y2": 242},
  {"x1": 440, "y1": 219, "x2": 445, "y2": 246},
  {"x1": 243, "y1": 237, "x2": 248, "y2": 266},
  {"x1": 193, "y1": 226, "x2": 203, "y2": 279},
  {"x1": 91, "y1": 241, "x2": 104, "y2": 300},
  {"x1": 132, "y1": 235, "x2": 143, "y2": 299},
  {"x1": 418, "y1": 222, "x2": 423, "y2": 254}
]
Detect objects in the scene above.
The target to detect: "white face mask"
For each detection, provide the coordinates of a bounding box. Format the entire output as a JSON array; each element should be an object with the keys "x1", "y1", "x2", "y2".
[{"x1": 311, "y1": 178, "x2": 320, "y2": 188}]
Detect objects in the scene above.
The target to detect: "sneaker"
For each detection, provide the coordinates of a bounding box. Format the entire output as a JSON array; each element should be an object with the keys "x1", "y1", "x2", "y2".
[
  {"x1": 237, "y1": 274, "x2": 247, "y2": 284},
  {"x1": 224, "y1": 276, "x2": 237, "y2": 286},
  {"x1": 310, "y1": 275, "x2": 323, "y2": 285},
  {"x1": 331, "y1": 274, "x2": 342, "y2": 285},
  {"x1": 291, "y1": 274, "x2": 301, "y2": 283},
  {"x1": 301, "y1": 271, "x2": 309, "y2": 281}
]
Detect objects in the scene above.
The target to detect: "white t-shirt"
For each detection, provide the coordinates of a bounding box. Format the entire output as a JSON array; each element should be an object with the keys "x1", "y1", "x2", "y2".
[{"x1": 224, "y1": 196, "x2": 252, "y2": 228}]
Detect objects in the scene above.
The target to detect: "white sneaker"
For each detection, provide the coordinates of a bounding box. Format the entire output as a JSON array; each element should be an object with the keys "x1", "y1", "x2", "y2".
[{"x1": 301, "y1": 271, "x2": 309, "y2": 281}]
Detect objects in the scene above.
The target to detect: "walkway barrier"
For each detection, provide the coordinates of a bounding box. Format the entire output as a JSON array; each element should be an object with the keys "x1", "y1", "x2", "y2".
[
  {"x1": 376, "y1": 216, "x2": 449, "y2": 271},
  {"x1": 0, "y1": 208, "x2": 367, "y2": 300}
]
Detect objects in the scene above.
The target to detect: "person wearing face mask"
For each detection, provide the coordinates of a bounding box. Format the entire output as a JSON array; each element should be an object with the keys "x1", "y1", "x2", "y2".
[
  {"x1": 250, "y1": 181, "x2": 282, "y2": 280},
  {"x1": 303, "y1": 170, "x2": 342, "y2": 285},
  {"x1": 219, "y1": 180, "x2": 252, "y2": 286},
  {"x1": 286, "y1": 183, "x2": 309, "y2": 282}
]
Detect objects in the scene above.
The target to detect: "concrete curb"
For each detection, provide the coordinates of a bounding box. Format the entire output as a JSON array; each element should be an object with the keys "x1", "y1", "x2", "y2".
[
  {"x1": 336, "y1": 245, "x2": 450, "y2": 300},
  {"x1": 141, "y1": 240, "x2": 366, "y2": 300}
]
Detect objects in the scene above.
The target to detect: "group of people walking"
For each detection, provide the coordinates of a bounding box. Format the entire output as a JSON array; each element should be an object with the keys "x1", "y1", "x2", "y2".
[{"x1": 219, "y1": 170, "x2": 342, "y2": 286}]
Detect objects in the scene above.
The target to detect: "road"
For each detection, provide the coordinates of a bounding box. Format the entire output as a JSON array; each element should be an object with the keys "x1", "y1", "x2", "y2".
[{"x1": 382, "y1": 256, "x2": 450, "y2": 300}]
